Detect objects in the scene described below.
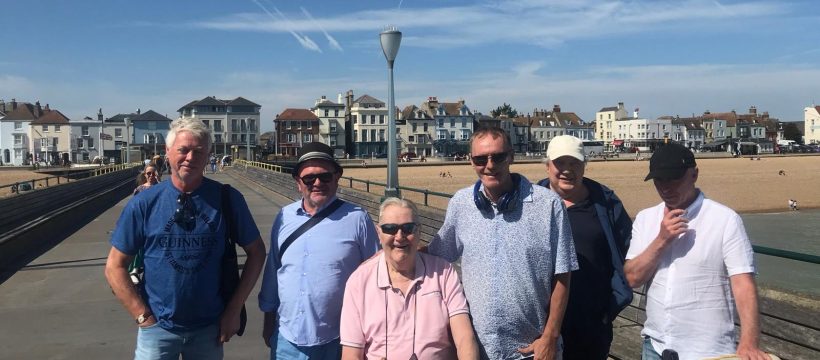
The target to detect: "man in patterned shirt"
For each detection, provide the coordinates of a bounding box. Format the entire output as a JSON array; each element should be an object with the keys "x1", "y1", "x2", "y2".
[{"x1": 429, "y1": 127, "x2": 578, "y2": 360}]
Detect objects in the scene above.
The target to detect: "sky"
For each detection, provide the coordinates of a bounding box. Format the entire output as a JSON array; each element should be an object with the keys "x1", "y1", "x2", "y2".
[{"x1": 2, "y1": 0, "x2": 819, "y2": 133}]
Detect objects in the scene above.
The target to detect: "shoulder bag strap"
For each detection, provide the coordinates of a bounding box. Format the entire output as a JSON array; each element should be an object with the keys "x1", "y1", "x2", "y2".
[
  {"x1": 278, "y1": 198, "x2": 345, "y2": 265},
  {"x1": 221, "y1": 185, "x2": 236, "y2": 247}
]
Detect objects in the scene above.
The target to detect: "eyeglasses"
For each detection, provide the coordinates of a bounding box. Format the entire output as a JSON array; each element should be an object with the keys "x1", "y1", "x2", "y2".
[
  {"x1": 145, "y1": 172, "x2": 155, "y2": 176},
  {"x1": 471, "y1": 152, "x2": 508, "y2": 166},
  {"x1": 379, "y1": 222, "x2": 417, "y2": 235},
  {"x1": 300, "y1": 172, "x2": 334, "y2": 185},
  {"x1": 174, "y1": 193, "x2": 196, "y2": 225}
]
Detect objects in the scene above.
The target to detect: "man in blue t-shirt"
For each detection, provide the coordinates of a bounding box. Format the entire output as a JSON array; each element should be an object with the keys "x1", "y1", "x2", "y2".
[{"x1": 105, "y1": 118, "x2": 267, "y2": 360}]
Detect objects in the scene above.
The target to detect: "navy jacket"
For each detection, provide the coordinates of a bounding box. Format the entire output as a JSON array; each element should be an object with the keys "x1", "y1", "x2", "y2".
[{"x1": 537, "y1": 177, "x2": 633, "y2": 322}]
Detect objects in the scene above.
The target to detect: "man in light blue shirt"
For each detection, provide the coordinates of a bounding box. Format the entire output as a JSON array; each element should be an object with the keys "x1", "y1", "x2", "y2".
[
  {"x1": 430, "y1": 127, "x2": 578, "y2": 360},
  {"x1": 259, "y1": 142, "x2": 379, "y2": 360}
]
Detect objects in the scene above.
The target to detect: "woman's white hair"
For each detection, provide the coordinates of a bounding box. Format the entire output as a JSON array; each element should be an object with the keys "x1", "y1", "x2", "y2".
[{"x1": 378, "y1": 197, "x2": 420, "y2": 228}]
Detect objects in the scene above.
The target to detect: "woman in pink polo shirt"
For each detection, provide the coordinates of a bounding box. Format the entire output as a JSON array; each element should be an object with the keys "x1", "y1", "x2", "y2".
[{"x1": 340, "y1": 198, "x2": 479, "y2": 360}]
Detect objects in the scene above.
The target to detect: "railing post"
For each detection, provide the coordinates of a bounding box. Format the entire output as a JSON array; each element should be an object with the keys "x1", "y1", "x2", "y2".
[
  {"x1": 46, "y1": 178, "x2": 49, "y2": 187},
  {"x1": 365, "y1": 180, "x2": 370, "y2": 193},
  {"x1": 349, "y1": 178, "x2": 353, "y2": 188},
  {"x1": 424, "y1": 189, "x2": 429, "y2": 206}
]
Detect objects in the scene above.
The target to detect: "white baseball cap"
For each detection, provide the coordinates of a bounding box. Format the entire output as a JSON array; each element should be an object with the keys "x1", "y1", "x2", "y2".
[{"x1": 547, "y1": 135, "x2": 585, "y2": 162}]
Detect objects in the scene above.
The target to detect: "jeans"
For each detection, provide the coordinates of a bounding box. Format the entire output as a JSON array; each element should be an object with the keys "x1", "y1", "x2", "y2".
[
  {"x1": 135, "y1": 323, "x2": 223, "y2": 360},
  {"x1": 271, "y1": 332, "x2": 341, "y2": 360},
  {"x1": 642, "y1": 337, "x2": 662, "y2": 360}
]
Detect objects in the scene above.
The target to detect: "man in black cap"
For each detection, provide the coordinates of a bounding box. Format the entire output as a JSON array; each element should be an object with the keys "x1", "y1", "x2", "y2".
[
  {"x1": 624, "y1": 143, "x2": 768, "y2": 360},
  {"x1": 258, "y1": 142, "x2": 379, "y2": 359}
]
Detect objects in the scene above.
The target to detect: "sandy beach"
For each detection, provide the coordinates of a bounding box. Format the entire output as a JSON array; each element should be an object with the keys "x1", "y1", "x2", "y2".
[{"x1": 343, "y1": 155, "x2": 820, "y2": 216}]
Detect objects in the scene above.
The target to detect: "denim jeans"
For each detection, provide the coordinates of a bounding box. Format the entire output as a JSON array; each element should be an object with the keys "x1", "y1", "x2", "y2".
[
  {"x1": 642, "y1": 337, "x2": 663, "y2": 360},
  {"x1": 270, "y1": 332, "x2": 341, "y2": 360},
  {"x1": 135, "y1": 323, "x2": 223, "y2": 360}
]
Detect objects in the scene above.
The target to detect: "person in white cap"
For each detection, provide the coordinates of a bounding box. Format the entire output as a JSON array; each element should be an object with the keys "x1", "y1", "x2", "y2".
[
  {"x1": 536, "y1": 135, "x2": 633, "y2": 360},
  {"x1": 258, "y1": 141, "x2": 379, "y2": 359}
]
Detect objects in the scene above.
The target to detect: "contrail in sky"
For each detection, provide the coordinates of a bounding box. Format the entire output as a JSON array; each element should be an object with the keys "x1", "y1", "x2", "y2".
[
  {"x1": 300, "y1": 7, "x2": 343, "y2": 52},
  {"x1": 251, "y1": 0, "x2": 321, "y2": 53}
]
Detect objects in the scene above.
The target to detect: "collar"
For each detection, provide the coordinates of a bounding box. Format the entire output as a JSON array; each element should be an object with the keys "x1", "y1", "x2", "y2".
[
  {"x1": 295, "y1": 195, "x2": 340, "y2": 216},
  {"x1": 681, "y1": 189, "x2": 705, "y2": 218},
  {"x1": 376, "y1": 252, "x2": 426, "y2": 289}
]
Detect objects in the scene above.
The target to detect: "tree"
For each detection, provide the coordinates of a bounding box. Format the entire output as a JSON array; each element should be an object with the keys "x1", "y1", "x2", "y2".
[
  {"x1": 782, "y1": 122, "x2": 803, "y2": 143},
  {"x1": 491, "y1": 103, "x2": 518, "y2": 118}
]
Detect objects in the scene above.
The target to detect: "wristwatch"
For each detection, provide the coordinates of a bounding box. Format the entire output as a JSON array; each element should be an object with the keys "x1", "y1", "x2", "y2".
[{"x1": 136, "y1": 312, "x2": 153, "y2": 325}]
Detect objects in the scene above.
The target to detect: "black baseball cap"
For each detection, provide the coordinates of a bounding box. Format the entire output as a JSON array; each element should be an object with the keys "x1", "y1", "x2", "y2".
[
  {"x1": 292, "y1": 142, "x2": 342, "y2": 176},
  {"x1": 644, "y1": 143, "x2": 696, "y2": 181}
]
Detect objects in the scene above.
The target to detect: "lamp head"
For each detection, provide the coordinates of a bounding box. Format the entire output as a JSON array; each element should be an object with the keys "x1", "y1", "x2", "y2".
[{"x1": 380, "y1": 27, "x2": 402, "y2": 64}]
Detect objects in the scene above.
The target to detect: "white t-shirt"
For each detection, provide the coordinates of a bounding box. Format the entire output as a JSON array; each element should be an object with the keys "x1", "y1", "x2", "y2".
[{"x1": 627, "y1": 191, "x2": 756, "y2": 360}]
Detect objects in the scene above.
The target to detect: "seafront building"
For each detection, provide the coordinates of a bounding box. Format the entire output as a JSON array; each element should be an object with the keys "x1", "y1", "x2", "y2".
[
  {"x1": 805, "y1": 105, "x2": 820, "y2": 145},
  {"x1": 274, "y1": 108, "x2": 319, "y2": 157},
  {"x1": 177, "y1": 96, "x2": 261, "y2": 160},
  {"x1": 310, "y1": 95, "x2": 346, "y2": 157}
]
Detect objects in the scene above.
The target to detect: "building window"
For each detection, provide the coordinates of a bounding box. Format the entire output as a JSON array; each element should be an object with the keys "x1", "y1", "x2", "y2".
[
  {"x1": 88, "y1": 138, "x2": 94, "y2": 148},
  {"x1": 82, "y1": 126, "x2": 89, "y2": 136},
  {"x1": 240, "y1": 134, "x2": 247, "y2": 143},
  {"x1": 354, "y1": 130, "x2": 358, "y2": 142},
  {"x1": 232, "y1": 119, "x2": 239, "y2": 131},
  {"x1": 371, "y1": 129, "x2": 377, "y2": 142},
  {"x1": 302, "y1": 121, "x2": 309, "y2": 129},
  {"x1": 461, "y1": 120, "x2": 466, "y2": 128},
  {"x1": 232, "y1": 134, "x2": 238, "y2": 143},
  {"x1": 55, "y1": 125, "x2": 61, "y2": 132},
  {"x1": 362, "y1": 130, "x2": 368, "y2": 142},
  {"x1": 330, "y1": 136, "x2": 337, "y2": 147},
  {"x1": 42, "y1": 125, "x2": 48, "y2": 132},
  {"x1": 285, "y1": 121, "x2": 291, "y2": 129},
  {"x1": 82, "y1": 153, "x2": 90, "y2": 161},
  {"x1": 450, "y1": 119, "x2": 455, "y2": 127},
  {"x1": 77, "y1": 138, "x2": 84, "y2": 148},
  {"x1": 438, "y1": 119, "x2": 443, "y2": 127},
  {"x1": 412, "y1": 123, "x2": 417, "y2": 132},
  {"x1": 334, "y1": 109, "x2": 339, "y2": 117},
  {"x1": 409, "y1": 135, "x2": 415, "y2": 143},
  {"x1": 148, "y1": 121, "x2": 157, "y2": 130},
  {"x1": 302, "y1": 133, "x2": 312, "y2": 142},
  {"x1": 324, "y1": 109, "x2": 329, "y2": 117},
  {"x1": 202, "y1": 120, "x2": 210, "y2": 128},
  {"x1": 249, "y1": 119, "x2": 256, "y2": 131},
  {"x1": 450, "y1": 131, "x2": 455, "y2": 139},
  {"x1": 379, "y1": 129, "x2": 385, "y2": 141},
  {"x1": 14, "y1": 122, "x2": 22, "y2": 130},
  {"x1": 286, "y1": 134, "x2": 296, "y2": 142},
  {"x1": 330, "y1": 122, "x2": 337, "y2": 133},
  {"x1": 353, "y1": 115, "x2": 357, "y2": 124},
  {"x1": 370, "y1": 115, "x2": 376, "y2": 124},
  {"x1": 214, "y1": 134, "x2": 222, "y2": 143},
  {"x1": 379, "y1": 115, "x2": 385, "y2": 124}
]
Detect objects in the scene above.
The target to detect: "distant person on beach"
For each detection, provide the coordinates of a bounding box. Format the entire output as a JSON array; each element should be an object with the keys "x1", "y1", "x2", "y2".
[
  {"x1": 339, "y1": 198, "x2": 478, "y2": 359},
  {"x1": 536, "y1": 135, "x2": 632, "y2": 360},
  {"x1": 105, "y1": 118, "x2": 266, "y2": 359},
  {"x1": 624, "y1": 143, "x2": 768, "y2": 360},
  {"x1": 258, "y1": 142, "x2": 379, "y2": 359},
  {"x1": 429, "y1": 127, "x2": 577, "y2": 359}
]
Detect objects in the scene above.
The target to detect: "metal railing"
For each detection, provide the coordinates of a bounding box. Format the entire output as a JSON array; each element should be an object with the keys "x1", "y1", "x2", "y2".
[
  {"x1": 1, "y1": 163, "x2": 141, "y2": 195},
  {"x1": 237, "y1": 160, "x2": 820, "y2": 264}
]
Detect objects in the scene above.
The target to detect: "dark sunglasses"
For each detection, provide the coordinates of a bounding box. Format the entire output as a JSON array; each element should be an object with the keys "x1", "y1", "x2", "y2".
[
  {"x1": 379, "y1": 222, "x2": 417, "y2": 235},
  {"x1": 300, "y1": 172, "x2": 334, "y2": 185},
  {"x1": 174, "y1": 193, "x2": 196, "y2": 225},
  {"x1": 471, "y1": 152, "x2": 508, "y2": 166}
]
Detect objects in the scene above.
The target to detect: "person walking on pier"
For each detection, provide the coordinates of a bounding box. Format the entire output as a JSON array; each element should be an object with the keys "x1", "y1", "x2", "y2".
[
  {"x1": 429, "y1": 127, "x2": 578, "y2": 360},
  {"x1": 624, "y1": 143, "x2": 769, "y2": 360},
  {"x1": 105, "y1": 118, "x2": 267, "y2": 360},
  {"x1": 258, "y1": 141, "x2": 379, "y2": 359},
  {"x1": 536, "y1": 135, "x2": 633, "y2": 360}
]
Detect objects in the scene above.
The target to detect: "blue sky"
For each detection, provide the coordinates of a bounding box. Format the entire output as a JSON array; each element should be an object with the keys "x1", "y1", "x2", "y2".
[{"x1": 2, "y1": 0, "x2": 819, "y2": 132}]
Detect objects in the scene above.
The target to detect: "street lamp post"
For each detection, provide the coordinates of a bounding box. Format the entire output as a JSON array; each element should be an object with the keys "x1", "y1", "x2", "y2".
[{"x1": 380, "y1": 26, "x2": 402, "y2": 198}]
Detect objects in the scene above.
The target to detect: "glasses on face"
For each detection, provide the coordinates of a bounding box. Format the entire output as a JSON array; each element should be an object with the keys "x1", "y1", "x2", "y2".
[
  {"x1": 379, "y1": 222, "x2": 417, "y2": 235},
  {"x1": 145, "y1": 172, "x2": 155, "y2": 176},
  {"x1": 471, "y1": 152, "x2": 508, "y2": 167},
  {"x1": 174, "y1": 193, "x2": 196, "y2": 225},
  {"x1": 300, "y1": 172, "x2": 334, "y2": 185}
]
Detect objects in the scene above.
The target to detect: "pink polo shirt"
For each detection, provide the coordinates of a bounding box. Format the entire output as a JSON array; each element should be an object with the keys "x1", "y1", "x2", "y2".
[{"x1": 340, "y1": 252, "x2": 470, "y2": 360}]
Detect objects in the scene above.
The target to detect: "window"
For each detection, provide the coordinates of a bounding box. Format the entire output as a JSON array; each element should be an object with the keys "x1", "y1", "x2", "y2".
[
  {"x1": 450, "y1": 119, "x2": 455, "y2": 127},
  {"x1": 324, "y1": 109, "x2": 329, "y2": 117},
  {"x1": 214, "y1": 120, "x2": 223, "y2": 132},
  {"x1": 354, "y1": 130, "x2": 358, "y2": 142},
  {"x1": 302, "y1": 121, "x2": 309, "y2": 129},
  {"x1": 214, "y1": 134, "x2": 222, "y2": 143},
  {"x1": 409, "y1": 135, "x2": 415, "y2": 143},
  {"x1": 241, "y1": 134, "x2": 247, "y2": 143},
  {"x1": 334, "y1": 109, "x2": 339, "y2": 117},
  {"x1": 14, "y1": 134, "x2": 22, "y2": 145},
  {"x1": 82, "y1": 153, "x2": 90, "y2": 161},
  {"x1": 148, "y1": 121, "x2": 157, "y2": 130},
  {"x1": 55, "y1": 125, "x2": 61, "y2": 132},
  {"x1": 362, "y1": 130, "x2": 368, "y2": 142},
  {"x1": 438, "y1": 131, "x2": 446, "y2": 140},
  {"x1": 232, "y1": 134, "x2": 238, "y2": 143},
  {"x1": 370, "y1": 115, "x2": 376, "y2": 124},
  {"x1": 412, "y1": 123, "x2": 417, "y2": 132},
  {"x1": 232, "y1": 119, "x2": 239, "y2": 132},
  {"x1": 241, "y1": 119, "x2": 247, "y2": 132},
  {"x1": 14, "y1": 122, "x2": 22, "y2": 130},
  {"x1": 379, "y1": 115, "x2": 385, "y2": 124},
  {"x1": 286, "y1": 134, "x2": 296, "y2": 142},
  {"x1": 418, "y1": 134, "x2": 426, "y2": 143},
  {"x1": 77, "y1": 138, "x2": 83, "y2": 148},
  {"x1": 330, "y1": 122, "x2": 337, "y2": 133},
  {"x1": 438, "y1": 119, "x2": 443, "y2": 127},
  {"x1": 379, "y1": 129, "x2": 385, "y2": 141},
  {"x1": 302, "y1": 133, "x2": 312, "y2": 142},
  {"x1": 353, "y1": 115, "x2": 357, "y2": 124},
  {"x1": 285, "y1": 121, "x2": 291, "y2": 129},
  {"x1": 371, "y1": 129, "x2": 377, "y2": 142},
  {"x1": 42, "y1": 125, "x2": 48, "y2": 132},
  {"x1": 450, "y1": 131, "x2": 455, "y2": 139},
  {"x1": 423, "y1": 123, "x2": 428, "y2": 132},
  {"x1": 115, "y1": 128, "x2": 123, "y2": 138},
  {"x1": 88, "y1": 138, "x2": 94, "y2": 148},
  {"x1": 82, "y1": 126, "x2": 89, "y2": 136},
  {"x1": 249, "y1": 119, "x2": 256, "y2": 131},
  {"x1": 330, "y1": 135, "x2": 337, "y2": 147},
  {"x1": 202, "y1": 120, "x2": 210, "y2": 128},
  {"x1": 461, "y1": 120, "x2": 466, "y2": 128}
]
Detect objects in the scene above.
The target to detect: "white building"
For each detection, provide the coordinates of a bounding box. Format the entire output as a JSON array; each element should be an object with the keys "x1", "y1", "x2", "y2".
[
  {"x1": 805, "y1": 106, "x2": 820, "y2": 144},
  {"x1": 615, "y1": 111, "x2": 672, "y2": 151},
  {"x1": 29, "y1": 104, "x2": 72, "y2": 165},
  {"x1": 70, "y1": 110, "x2": 105, "y2": 163},
  {"x1": 0, "y1": 100, "x2": 67, "y2": 165},
  {"x1": 596, "y1": 102, "x2": 629, "y2": 150},
  {"x1": 398, "y1": 105, "x2": 435, "y2": 157},
  {"x1": 177, "y1": 96, "x2": 261, "y2": 159},
  {"x1": 311, "y1": 95, "x2": 346, "y2": 157},
  {"x1": 350, "y1": 94, "x2": 388, "y2": 158}
]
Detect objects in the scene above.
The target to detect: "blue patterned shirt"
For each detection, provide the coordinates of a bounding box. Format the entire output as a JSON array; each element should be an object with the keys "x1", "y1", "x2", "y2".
[
  {"x1": 258, "y1": 197, "x2": 380, "y2": 346},
  {"x1": 429, "y1": 174, "x2": 578, "y2": 360}
]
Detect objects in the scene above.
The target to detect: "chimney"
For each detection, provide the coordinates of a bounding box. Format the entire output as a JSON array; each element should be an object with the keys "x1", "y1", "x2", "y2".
[
  {"x1": 36, "y1": 101, "x2": 42, "y2": 114},
  {"x1": 553, "y1": 104, "x2": 561, "y2": 113},
  {"x1": 321, "y1": 95, "x2": 326, "y2": 100},
  {"x1": 338, "y1": 93, "x2": 343, "y2": 104},
  {"x1": 137, "y1": 108, "x2": 141, "y2": 115},
  {"x1": 749, "y1": 106, "x2": 757, "y2": 115},
  {"x1": 98, "y1": 108, "x2": 103, "y2": 121},
  {"x1": 44, "y1": 103, "x2": 50, "y2": 111},
  {"x1": 11, "y1": 98, "x2": 17, "y2": 110},
  {"x1": 618, "y1": 102, "x2": 624, "y2": 110},
  {"x1": 633, "y1": 108, "x2": 639, "y2": 118}
]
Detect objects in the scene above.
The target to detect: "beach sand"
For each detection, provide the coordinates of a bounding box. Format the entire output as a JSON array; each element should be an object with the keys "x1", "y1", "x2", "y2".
[{"x1": 344, "y1": 155, "x2": 820, "y2": 215}]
